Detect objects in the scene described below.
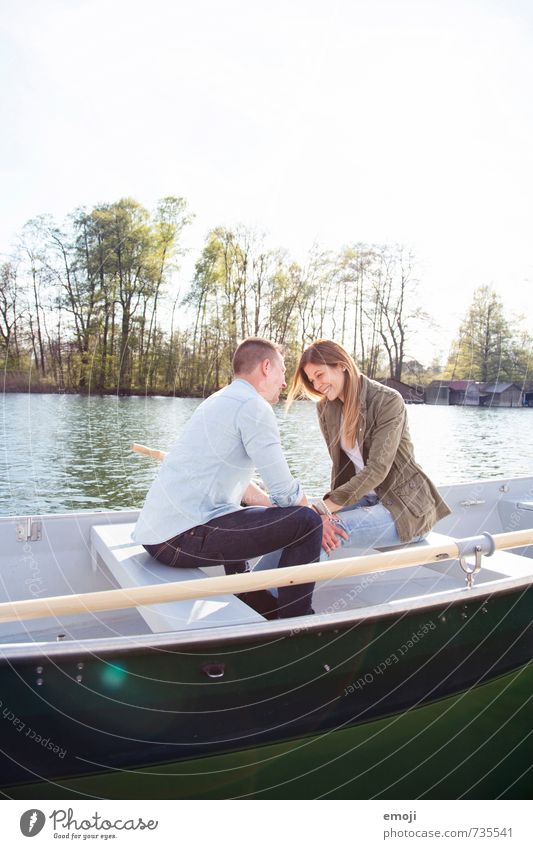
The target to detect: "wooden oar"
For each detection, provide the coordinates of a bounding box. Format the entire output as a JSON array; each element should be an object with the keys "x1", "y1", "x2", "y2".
[{"x1": 0, "y1": 529, "x2": 531, "y2": 625}]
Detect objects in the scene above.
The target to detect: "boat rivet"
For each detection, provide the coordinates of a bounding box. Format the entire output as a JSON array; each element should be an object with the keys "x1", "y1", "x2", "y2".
[
  {"x1": 36, "y1": 666, "x2": 43, "y2": 674},
  {"x1": 77, "y1": 662, "x2": 84, "y2": 670},
  {"x1": 324, "y1": 664, "x2": 331, "y2": 672},
  {"x1": 76, "y1": 675, "x2": 83, "y2": 683},
  {"x1": 461, "y1": 612, "x2": 468, "y2": 619},
  {"x1": 482, "y1": 606, "x2": 488, "y2": 614},
  {"x1": 440, "y1": 616, "x2": 446, "y2": 623},
  {"x1": 36, "y1": 678, "x2": 43, "y2": 686}
]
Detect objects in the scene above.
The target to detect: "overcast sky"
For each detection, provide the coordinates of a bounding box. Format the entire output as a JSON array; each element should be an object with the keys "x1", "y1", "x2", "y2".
[{"x1": 1, "y1": 0, "x2": 532, "y2": 366}]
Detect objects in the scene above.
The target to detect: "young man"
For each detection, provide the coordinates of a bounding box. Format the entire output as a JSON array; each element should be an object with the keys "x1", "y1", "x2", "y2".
[{"x1": 133, "y1": 338, "x2": 344, "y2": 618}]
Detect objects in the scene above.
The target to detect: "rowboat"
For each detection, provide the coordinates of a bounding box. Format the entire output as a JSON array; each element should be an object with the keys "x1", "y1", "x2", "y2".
[{"x1": 1, "y1": 473, "x2": 532, "y2": 799}]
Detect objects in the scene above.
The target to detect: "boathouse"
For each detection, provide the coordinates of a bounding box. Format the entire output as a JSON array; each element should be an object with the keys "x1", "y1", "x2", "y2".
[
  {"x1": 425, "y1": 380, "x2": 450, "y2": 405},
  {"x1": 448, "y1": 380, "x2": 481, "y2": 406},
  {"x1": 479, "y1": 383, "x2": 523, "y2": 407},
  {"x1": 522, "y1": 381, "x2": 533, "y2": 407},
  {"x1": 377, "y1": 377, "x2": 425, "y2": 403}
]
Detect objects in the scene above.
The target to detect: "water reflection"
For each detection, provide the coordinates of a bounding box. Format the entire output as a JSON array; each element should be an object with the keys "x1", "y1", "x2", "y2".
[{"x1": 1, "y1": 394, "x2": 532, "y2": 515}]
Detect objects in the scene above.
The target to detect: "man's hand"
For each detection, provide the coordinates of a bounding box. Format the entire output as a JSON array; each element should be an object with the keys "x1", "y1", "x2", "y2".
[{"x1": 321, "y1": 516, "x2": 348, "y2": 556}]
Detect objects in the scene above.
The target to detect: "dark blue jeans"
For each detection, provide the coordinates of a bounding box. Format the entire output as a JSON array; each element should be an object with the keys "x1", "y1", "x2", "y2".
[{"x1": 144, "y1": 506, "x2": 323, "y2": 618}]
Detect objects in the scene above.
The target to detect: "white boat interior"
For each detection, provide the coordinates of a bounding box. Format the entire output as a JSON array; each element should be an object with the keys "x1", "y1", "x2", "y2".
[{"x1": 1, "y1": 476, "x2": 532, "y2": 645}]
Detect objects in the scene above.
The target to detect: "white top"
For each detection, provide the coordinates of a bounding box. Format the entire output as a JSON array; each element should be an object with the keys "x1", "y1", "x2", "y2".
[
  {"x1": 340, "y1": 416, "x2": 376, "y2": 498},
  {"x1": 132, "y1": 379, "x2": 303, "y2": 545}
]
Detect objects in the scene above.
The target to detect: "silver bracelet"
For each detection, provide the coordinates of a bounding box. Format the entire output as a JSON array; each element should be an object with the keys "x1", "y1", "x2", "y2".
[{"x1": 312, "y1": 498, "x2": 334, "y2": 518}]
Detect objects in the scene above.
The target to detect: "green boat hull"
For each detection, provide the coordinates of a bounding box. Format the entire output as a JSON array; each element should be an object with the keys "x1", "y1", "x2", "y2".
[
  {"x1": 3, "y1": 664, "x2": 531, "y2": 799},
  {"x1": 2, "y1": 574, "x2": 532, "y2": 804}
]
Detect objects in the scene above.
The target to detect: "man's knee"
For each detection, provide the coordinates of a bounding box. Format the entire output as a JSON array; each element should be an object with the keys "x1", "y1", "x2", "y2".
[
  {"x1": 293, "y1": 505, "x2": 323, "y2": 536},
  {"x1": 275, "y1": 506, "x2": 322, "y2": 552}
]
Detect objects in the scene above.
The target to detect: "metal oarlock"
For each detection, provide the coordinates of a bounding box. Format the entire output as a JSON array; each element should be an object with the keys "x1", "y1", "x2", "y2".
[{"x1": 457, "y1": 532, "x2": 496, "y2": 588}]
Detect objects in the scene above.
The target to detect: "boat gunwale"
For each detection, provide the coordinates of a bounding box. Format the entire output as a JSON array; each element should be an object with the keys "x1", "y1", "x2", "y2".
[
  {"x1": 0, "y1": 577, "x2": 531, "y2": 665},
  {"x1": 1, "y1": 471, "x2": 533, "y2": 525}
]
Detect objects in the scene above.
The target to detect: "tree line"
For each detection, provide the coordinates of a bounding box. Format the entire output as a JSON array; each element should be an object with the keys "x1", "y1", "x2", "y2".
[{"x1": 1, "y1": 196, "x2": 531, "y2": 395}]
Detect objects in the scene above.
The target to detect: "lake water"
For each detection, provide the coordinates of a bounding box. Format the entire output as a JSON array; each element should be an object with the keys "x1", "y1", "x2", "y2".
[{"x1": 1, "y1": 393, "x2": 532, "y2": 516}]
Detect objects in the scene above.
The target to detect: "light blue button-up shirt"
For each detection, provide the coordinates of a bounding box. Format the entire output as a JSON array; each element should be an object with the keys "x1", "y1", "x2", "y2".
[{"x1": 132, "y1": 379, "x2": 303, "y2": 544}]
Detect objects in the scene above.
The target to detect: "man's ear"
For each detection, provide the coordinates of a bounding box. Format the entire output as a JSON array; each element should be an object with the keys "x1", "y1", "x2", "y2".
[{"x1": 261, "y1": 358, "x2": 271, "y2": 376}]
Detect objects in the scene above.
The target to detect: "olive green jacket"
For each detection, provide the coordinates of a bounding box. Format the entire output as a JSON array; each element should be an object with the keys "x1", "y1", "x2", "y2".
[{"x1": 317, "y1": 374, "x2": 451, "y2": 542}]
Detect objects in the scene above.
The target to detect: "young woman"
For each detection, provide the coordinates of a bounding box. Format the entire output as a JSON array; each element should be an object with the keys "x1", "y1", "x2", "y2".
[{"x1": 287, "y1": 339, "x2": 450, "y2": 554}]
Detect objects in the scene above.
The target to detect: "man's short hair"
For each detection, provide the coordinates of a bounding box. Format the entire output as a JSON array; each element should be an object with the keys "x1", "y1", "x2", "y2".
[{"x1": 232, "y1": 338, "x2": 283, "y2": 375}]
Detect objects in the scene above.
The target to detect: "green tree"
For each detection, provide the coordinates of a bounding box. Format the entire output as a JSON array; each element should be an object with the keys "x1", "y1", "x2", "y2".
[
  {"x1": 446, "y1": 286, "x2": 515, "y2": 383},
  {"x1": 0, "y1": 261, "x2": 25, "y2": 368},
  {"x1": 137, "y1": 197, "x2": 192, "y2": 390}
]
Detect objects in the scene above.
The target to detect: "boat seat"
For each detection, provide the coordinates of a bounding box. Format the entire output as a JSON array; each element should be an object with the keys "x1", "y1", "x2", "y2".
[
  {"x1": 90, "y1": 523, "x2": 264, "y2": 632},
  {"x1": 374, "y1": 530, "x2": 532, "y2": 578},
  {"x1": 374, "y1": 530, "x2": 456, "y2": 552},
  {"x1": 312, "y1": 529, "x2": 533, "y2": 613}
]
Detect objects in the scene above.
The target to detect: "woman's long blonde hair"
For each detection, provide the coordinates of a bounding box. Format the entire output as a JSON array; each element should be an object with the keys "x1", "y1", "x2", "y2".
[{"x1": 287, "y1": 340, "x2": 362, "y2": 449}]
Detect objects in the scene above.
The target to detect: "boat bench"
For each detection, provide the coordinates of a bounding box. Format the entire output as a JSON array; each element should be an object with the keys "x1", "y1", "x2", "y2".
[
  {"x1": 325, "y1": 529, "x2": 531, "y2": 576},
  {"x1": 311, "y1": 531, "x2": 459, "y2": 599},
  {"x1": 311, "y1": 528, "x2": 533, "y2": 613},
  {"x1": 90, "y1": 523, "x2": 264, "y2": 633},
  {"x1": 325, "y1": 530, "x2": 454, "y2": 560}
]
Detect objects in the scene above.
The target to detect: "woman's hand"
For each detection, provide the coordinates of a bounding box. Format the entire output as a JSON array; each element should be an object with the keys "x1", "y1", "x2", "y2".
[{"x1": 321, "y1": 515, "x2": 348, "y2": 556}]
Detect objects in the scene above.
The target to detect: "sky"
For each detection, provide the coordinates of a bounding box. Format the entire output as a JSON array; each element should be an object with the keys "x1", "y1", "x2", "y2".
[{"x1": 1, "y1": 0, "x2": 532, "y2": 367}]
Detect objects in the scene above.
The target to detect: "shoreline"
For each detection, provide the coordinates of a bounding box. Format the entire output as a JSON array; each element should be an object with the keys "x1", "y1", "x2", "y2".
[
  {"x1": 3, "y1": 386, "x2": 532, "y2": 408},
  {"x1": 1, "y1": 384, "x2": 208, "y2": 399}
]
